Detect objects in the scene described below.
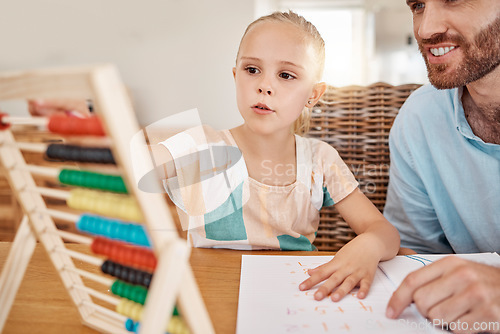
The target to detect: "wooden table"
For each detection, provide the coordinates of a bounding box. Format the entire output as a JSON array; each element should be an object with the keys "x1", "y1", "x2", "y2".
[{"x1": 0, "y1": 242, "x2": 333, "y2": 333}]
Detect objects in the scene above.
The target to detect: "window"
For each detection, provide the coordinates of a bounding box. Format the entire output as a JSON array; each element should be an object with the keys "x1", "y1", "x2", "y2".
[{"x1": 255, "y1": 0, "x2": 428, "y2": 86}]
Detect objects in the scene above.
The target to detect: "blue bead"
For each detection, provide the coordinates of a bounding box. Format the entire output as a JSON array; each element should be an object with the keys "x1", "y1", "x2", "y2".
[{"x1": 125, "y1": 318, "x2": 135, "y2": 331}]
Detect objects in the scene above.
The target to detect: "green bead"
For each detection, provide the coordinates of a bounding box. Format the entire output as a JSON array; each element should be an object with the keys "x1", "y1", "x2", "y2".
[{"x1": 58, "y1": 169, "x2": 128, "y2": 193}]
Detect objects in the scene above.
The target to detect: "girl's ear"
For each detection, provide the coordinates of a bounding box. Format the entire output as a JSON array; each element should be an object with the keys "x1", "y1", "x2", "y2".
[
  {"x1": 232, "y1": 67, "x2": 237, "y2": 79},
  {"x1": 305, "y1": 82, "x2": 327, "y2": 108}
]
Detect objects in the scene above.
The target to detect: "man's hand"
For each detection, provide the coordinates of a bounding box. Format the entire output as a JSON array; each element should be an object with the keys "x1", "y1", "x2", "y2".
[{"x1": 386, "y1": 256, "x2": 500, "y2": 333}]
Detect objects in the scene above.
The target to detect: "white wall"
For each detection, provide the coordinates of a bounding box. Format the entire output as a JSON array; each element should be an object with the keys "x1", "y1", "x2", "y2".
[
  {"x1": 261, "y1": 0, "x2": 428, "y2": 86},
  {"x1": 0, "y1": 0, "x2": 253, "y2": 129}
]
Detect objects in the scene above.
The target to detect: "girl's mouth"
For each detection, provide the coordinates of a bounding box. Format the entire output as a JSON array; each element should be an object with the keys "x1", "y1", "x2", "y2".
[{"x1": 252, "y1": 103, "x2": 274, "y2": 115}]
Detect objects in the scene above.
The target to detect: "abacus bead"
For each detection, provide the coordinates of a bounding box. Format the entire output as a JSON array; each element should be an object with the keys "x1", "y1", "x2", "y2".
[
  {"x1": 133, "y1": 249, "x2": 142, "y2": 267},
  {"x1": 130, "y1": 288, "x2": 140, "y2": 303},
  {"x1": 139, "y1": 292, "x2": 146, "y2": 305},
  {"x1": 102, "y1": 260, "x2": 111, "y2": 274},
  {"x1": 147, "y1": 257, "x2": 156, "y2": 270},
  {"x1": 114, "y1": 265, "x2": 122, "y2": 278},
  {"x1": 100, "y1": 260, "x2": 109, "y2": 274},
  {"x1": 127, "y1": 269, "x2": 136, "y2": 283},
  {"x1": 139, "y1": 289, "x2": 147, "y2": 304},
  {"x1": 127, "y1": 227, "x2": 137, "y2": 244},
  {"x1": 127, "y1": 283, "x2": 137, "y2": 302},
  {"x1": 0, "y1": 113, "x2": 11, "y2": 130},
  {"x1": 119, "y1": 300, "x2": 136, "y2": 321},
  {"x1": 107, "y1": 260, "x2": 115, "y2": 274},
  {"x1": 138, "y1": 254, "x2": 147, "y2": 269},
  {"x1": 111, "y1": 280, "x2": 119, "y2": 295},
  {"x1": 128, "y1": 287, "x2": 138, "y2": 301},
  {"x1": 116, "y1": 299, "x2": 125, "y2": 314},
  {"x1": 125, "y1": 318, "x2": 135, "y2": 331},
  {"x1": 100, "y1": 220, "x2": 111, "y2": 236},
  {"x1": 75, "y1": 171, "x2": 84, "y2": 185},
  {"x1": 91, "y1": 219, "x2": 101, "y2": 235},
  {"x1": 104, "y1": 176, "x2": 112, "y2": 190},
  {"x1": 90, "y1": 239, "x2": 98, "y2": 254},
  {"x1": 135, "y1": 232, "x2": 145, "y2": 246},
  {"x1": 128, "y1": 288, "x2": 136, "y2": 303},
  {"x1": 123, "y1": 283, "x2": 132, "y2": 297},
  {"x1": 107, "y1": 177, "x2": 116, "y2": 191},
  {"x1": 118, "y1": 283, "x2": 127, "y2": 298},
  {"x1": 99, "y1": 219, "x2": 111, "y2": 236},
  {"x1": 80, "y1": 148, "x2": 90, "y2": 161},
  {"x1": 168, "y1": 316, "x2": 190, "y2": 334},
  {"x1": 121, "y1": 225, "x2": 131, "y2": 243},
  {"x1": 135, "y1": 271, "x2": 144, "y2": 284},
  {"x1": 117, "y1": 281, "x2": 127, "y2": 296},
  {"x1": 132, "y1": 307, "x2": 142, "y2": 322},
  {"x1": 94, "y1": 149, "x2": 104, "y2": 162},
  {"x1": 69, "y1": 146, "x2": 79, "y2": 160},
  {"x1": 98, "y1": 237, "x2": 107, "y2": 251},
  {"x1": 143, "y1": 274, "x2": 151, "y2": 287},
  {"x1": 99, "y1": 238, "x2": 109, "y2": 254},
  {"x1": 131, "y1": 252, "x2": 140, "y2": 268},
  {"x1": 140, "y1": 234, "x2": 151, "y2": 248},
  {"x1": 115, "y1": 221, "x2": 126, "y2": 237},
  {"x1": 75, "y1": 218, "x2": 85, "y2": 232},
  {"x1": 111, "y1": 242, "x2": 120, "y2": 258},
  {"x1": 116, "y1": 246, "x2": 126, "y2": 264},
  {"x1": 95, "y1": 198, "x2": 106, "y2": 215},
  {"x1": 115, "y1": 281, "x2": 125, "y2": 296},
  {"x1": 110, "y1": 222, "x2": 120, "y2": 240},
  {"x1": 103, "y1": 240, "x2": 113, "y2": 256},
  {"x1": 117, "y1": 269, "x2": 127, "y2": 282}
]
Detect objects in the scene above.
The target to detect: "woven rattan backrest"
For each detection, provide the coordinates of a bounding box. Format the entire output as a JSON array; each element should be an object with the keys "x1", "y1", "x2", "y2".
[{"x1": 308, "y1": 82, "x2": 422, "y2": 251}]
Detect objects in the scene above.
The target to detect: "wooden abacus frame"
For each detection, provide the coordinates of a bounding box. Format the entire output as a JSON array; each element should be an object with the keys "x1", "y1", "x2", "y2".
[{"x1": 0, "y1": 64, "x2": 214, "y2": 333}]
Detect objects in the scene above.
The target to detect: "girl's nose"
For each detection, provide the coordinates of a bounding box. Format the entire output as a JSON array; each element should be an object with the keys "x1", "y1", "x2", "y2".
[
  {"x1": 257, "y1": 74, "x2": 274, "y2": 96},
  {"x1": 258, "y1": 88, "x2": 272, "y2": 96}
]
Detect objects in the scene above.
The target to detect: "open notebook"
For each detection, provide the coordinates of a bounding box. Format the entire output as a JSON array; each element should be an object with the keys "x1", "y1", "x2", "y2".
[{"x1": 236, "y1": 253, "x2": 500, "y2": 334}]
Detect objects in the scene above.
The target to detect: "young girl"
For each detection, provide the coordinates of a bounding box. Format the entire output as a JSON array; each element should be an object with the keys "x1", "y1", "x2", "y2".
[{"x1": 154, "y1": 11, "x2": 400, "y2": 302}]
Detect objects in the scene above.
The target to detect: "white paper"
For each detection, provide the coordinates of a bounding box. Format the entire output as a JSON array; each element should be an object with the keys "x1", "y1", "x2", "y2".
[
  {"x1": 379, "y1": 253, "x2": 500, "y2": 288},
  {"x1": 236, "y1": 253, "x2": 500, "y2": 334}
]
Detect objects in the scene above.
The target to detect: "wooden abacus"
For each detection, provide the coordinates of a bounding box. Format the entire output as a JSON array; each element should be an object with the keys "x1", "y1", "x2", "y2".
[{"x1": 0, "y1": 64, "x2": 214, "y2": 334}]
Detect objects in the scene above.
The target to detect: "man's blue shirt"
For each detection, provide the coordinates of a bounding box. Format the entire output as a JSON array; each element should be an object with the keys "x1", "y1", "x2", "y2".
[{"x1": 384, "y1": 84, "x2": 500, "y2": 254}]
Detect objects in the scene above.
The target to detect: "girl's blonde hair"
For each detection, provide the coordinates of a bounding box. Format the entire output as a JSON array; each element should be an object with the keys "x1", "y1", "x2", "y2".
[{"x1": 236, "y1": 11, "x2": 325, "y2": 136}]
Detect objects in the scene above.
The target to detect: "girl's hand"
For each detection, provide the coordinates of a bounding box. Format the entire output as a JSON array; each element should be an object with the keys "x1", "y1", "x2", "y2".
[
  {"x1": 298, "y1": 234, "x2": 382, "y2": 301},
  {"x1": 28, "y1": 99, "x2": 91, "y2": 117}
]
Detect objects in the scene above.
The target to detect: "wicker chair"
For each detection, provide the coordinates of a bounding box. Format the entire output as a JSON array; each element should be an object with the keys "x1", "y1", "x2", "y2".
[{"x1": 308, "y1": 82, "x2": 422, "y2": 251}]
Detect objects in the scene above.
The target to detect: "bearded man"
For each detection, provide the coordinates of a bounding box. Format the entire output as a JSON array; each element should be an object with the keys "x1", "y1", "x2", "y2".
[{"x1": 383, "y1": 0, "x2": 500, "y2": 331}]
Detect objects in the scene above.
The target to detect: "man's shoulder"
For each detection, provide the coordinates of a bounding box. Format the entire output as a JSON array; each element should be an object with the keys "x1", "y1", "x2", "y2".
[
  {"x1": 402, "y1": 84, "x2": 456, "y2": 114},
  {"x1": 389, "y1": 85, "x2": 458, "y2": 151},
  {"x1": 393, "y1": 84, "x2": 457, "y2": 131}
]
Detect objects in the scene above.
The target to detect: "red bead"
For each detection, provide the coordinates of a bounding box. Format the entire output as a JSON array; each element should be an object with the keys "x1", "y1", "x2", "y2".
[{"x1": 0, "y1": 113, "x2": 11, "y2": 130}]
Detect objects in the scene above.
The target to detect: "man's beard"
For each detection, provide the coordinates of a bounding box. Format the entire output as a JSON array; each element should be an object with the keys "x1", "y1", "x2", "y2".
[{"x1": 418, "y1": 15, "x2": 500, "y2": 89}]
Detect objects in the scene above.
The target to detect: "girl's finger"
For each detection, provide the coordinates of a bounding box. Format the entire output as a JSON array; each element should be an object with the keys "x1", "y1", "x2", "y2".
[
  {"x1": 299, "y1": 266, "x2": 334, "y2": 291},
  {"x1": 314, "y1": 272, "x2": 347, "y2": 301},
  {"x1": 357, "y1": 277, "x2": 373, "y2": 299},
  {"x1": 308, "y1": 259, "x2": 339, "y2": 275},
  {"x1": 330, "y1": 274, "x2": 361, "y2": 302},
  {"x1": 299, "y1": 261, "x2": 339, "y2": 290},
  {"x1": 305, "y1": 264, "x2": 323, "y2": 275}
]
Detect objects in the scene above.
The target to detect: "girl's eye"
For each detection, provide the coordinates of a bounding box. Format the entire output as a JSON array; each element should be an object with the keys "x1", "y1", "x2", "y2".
[
  {"x1": 245, "y1": 67, "x2": 260, "y2": 74},
  {"x1": 279, "y1": 72, "x2": 295, "y2": 80}
]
